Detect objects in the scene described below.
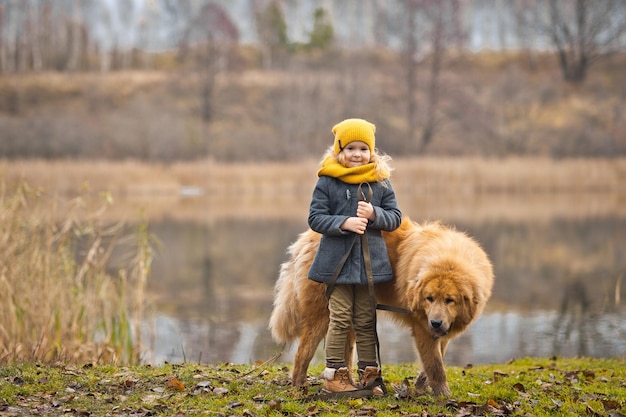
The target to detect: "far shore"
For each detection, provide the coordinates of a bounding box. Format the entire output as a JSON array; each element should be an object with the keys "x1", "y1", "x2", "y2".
[
  {"x1": 2, "y1": 157, "x2": 625, "y2": 223},
  {"x1": 3, "y1": 157, "x2": 625, "y2": 195}
]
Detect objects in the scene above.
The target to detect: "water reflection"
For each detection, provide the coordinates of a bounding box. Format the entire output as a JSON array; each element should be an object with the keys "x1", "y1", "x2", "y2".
[
  {"x1": 139, "y1": 196, "x2": 626, "y2": 366},
  {"x1": 143, "y1": 311, "x2": 626, "y2": 366}
]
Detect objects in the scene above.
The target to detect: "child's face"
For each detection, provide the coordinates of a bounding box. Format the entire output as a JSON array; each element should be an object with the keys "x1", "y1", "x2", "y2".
[{"x1": 341, "y1": 140, "x2": 371, "y2": 168}]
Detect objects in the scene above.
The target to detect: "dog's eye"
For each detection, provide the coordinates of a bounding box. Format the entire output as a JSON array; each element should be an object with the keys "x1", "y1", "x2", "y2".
[
  {"x1": 426, "y1": 296, "x2": 434, "y2": 303},
  {"x1": 445, "y1": 298, "x2": 455, "y2": 305}
]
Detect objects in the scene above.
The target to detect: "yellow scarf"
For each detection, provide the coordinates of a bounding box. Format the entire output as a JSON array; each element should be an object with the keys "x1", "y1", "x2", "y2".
[{"x1": 317, "y1": 155, "x2": 388, "y2": 184}]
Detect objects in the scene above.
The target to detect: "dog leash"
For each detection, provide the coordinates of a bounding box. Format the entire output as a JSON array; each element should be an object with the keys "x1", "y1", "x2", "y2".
[
  {"x1": 356, "y1": 183, "x2": 386, "y2": 388},
  {"x1": 298, "y1": 387, "x2": 381, "y2": 402},
  {"x1": 361, "y1": 182, "x2": 412, "y2": 317}
]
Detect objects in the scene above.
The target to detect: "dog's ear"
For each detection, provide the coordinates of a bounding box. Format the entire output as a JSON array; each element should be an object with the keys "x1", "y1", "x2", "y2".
[
  {"x1": 457, "y1": 292, "x2": 477, "y2": 327},
  {"x1": 409, "y1": 274, "x2": 428, "y2": 312}
]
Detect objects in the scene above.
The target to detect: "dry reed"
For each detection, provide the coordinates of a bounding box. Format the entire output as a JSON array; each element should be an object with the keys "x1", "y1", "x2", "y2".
[
  {"x1": 1, "y1": 157, "x2": 625, "y2": 224},
  {"x1": 0, "y1": 182, "x2": 153, "y2": 365},
  {"x1": 1, "y1": 157, "x2": 625, "y2": 198}
]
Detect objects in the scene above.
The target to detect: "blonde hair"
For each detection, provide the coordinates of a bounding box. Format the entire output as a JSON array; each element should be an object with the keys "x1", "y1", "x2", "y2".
[{"x1": 321, "y1": 145, "x2": 394, "y2": 183}]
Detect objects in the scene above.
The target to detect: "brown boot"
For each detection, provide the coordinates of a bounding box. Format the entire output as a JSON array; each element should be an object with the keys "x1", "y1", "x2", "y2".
[
  {"x1": 359, "y1": 366, "x2": 385, "y2": 396},
  {"x1": 321, "y1": 367, "x2": 358, "y2": 393}
]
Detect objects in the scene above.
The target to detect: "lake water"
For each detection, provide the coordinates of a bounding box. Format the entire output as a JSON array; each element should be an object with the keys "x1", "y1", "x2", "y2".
[{"x1": 134, "y1": 191, "x2": 626, "y2": 367}]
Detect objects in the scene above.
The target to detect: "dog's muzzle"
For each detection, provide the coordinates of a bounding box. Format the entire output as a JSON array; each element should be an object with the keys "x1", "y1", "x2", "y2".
[{"x1": 429, "y1": 319, "x2": 450, "y2": 340}]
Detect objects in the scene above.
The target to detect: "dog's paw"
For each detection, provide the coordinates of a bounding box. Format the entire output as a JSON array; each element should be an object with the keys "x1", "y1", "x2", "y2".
[{"x1": 431, "y1": 383, "x2": 451, "y2": 396}]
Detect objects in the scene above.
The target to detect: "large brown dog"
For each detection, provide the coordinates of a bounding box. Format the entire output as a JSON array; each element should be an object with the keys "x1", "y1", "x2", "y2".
[{"x1": 269, "y1": 217, "x2": 494, "y2": 396}]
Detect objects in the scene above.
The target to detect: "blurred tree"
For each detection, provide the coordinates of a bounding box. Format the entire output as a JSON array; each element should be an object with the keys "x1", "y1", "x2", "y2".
[
  {"x1": 542, "y1": 0, "x2": 626, "y2": 83},
  {"x1": 16, "y1": 1, "x2": 27, "y2": 72},
  {"x1": 307, "y1": 7, "x2": 334, "y2": 50},
  {"x1": 66, "y1": 0, "x2": 82, "y2": 71},
  {"x1": 421, "y1": 0, "x2": 465, "y2": 152},
  {"x1": 181, "y1": 3, "x2": 238, "y2": 124},
  {"x1": 254, "y1": 0, "x2": 289, "y2": 69},
  {"x1": 0, "y1": 4, "x2": 4, "y2": 73},
  {"x1": 513, "y1": 0, "x2": 541, "y2": 70},
  {"x1": 403, "y1": 0, "x2": 420, "y2": 148},
  {"x1": 137, "y1": 0, "x2": 160, "y2": 70},
  {"x1": 398, "y1": 0, "x2": 465, "y2": 153},
  {"x1": 118, "y1": 0, "x2": 137, "y2": 69},
  {"x1": 26, "y1": 1, "x2": 41, "y2": 71}
]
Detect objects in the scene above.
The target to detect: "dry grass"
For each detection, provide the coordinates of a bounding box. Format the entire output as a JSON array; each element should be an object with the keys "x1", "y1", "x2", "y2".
[
  {"x1": 392, "y1": 157, "x2": 626, "y2": 194},
  {"x1": 1, "y1": 157, "x2": 625, "y2": 223},
  {"x1": 0, "y1": 183, "x2": 153, "y2": 365},
  {"x1": 1, "y1": 156, "x2": 624, "y2": 195},
  {"x1": 0, "y1": 71, "x2": 166, "y2": 106}
]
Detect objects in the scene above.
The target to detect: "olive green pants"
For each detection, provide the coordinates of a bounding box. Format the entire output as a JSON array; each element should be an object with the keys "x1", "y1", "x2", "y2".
[{"x1": 325, "y1": 284, "x2": 377, "y2": 367}]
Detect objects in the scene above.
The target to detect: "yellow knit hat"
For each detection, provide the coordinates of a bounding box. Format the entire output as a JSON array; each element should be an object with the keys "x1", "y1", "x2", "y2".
[{"x1": 332, "y1": 118, "x2": 376, "y2": 155}]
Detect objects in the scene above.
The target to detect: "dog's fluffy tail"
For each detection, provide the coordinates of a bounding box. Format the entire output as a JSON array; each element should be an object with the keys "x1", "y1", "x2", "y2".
[
  {"x1": 268, "y1": 237, "x2": 303, "y2": 345},
  {"x1": 268, "y1": 259, "x2": 300, "y2": 344},
  {"x1": 269, "y1": 229, "x2": 321, "y2": 344}
]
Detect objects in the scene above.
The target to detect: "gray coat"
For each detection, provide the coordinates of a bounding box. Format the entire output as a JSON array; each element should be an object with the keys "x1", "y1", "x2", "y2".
[{"x1": 307, "y1": 176, "x2": 402, "y2": 285}]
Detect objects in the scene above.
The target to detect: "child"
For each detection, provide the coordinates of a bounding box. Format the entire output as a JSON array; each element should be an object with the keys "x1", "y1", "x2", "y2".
[{"x1": 307, "y1": 118, "x2": 402, "y2": 394}]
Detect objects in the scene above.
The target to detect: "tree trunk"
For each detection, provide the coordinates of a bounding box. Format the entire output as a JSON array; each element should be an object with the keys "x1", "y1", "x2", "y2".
[
  {"x1": 548, "y1": 0, "x2": 590, "y2": 84},
  {"x1": 405, "y1": 2, "x2": 418, "y2": 150},
  {"x1": 0, "y1": 5, "x2": 4, "y2": 73},
  {"x1": 66, "y1": 0, "x2": 82, "y2": 71},
  {"x1": 421, "y1": 2, "x2": 444, "y2": 152}
]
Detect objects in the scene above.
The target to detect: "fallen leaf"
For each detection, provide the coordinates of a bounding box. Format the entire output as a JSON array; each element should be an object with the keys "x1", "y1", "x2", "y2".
[
  {"x1": 512, "y1": 382, "x2": 526, "y2": 392},
  {"x1": 486, "y1": 398, "x2": 500, "y2": 409},
  {"x1": 586, "y1": 404, "x2": 603, "y2": 417},
  {"x1": 564, "y1": 371, "x2": 579, "y2": 383},
  {"x1": 602, "y1": 399, "x2": 619, "y2": 411},
  {"x1": 391, "y1": 378, "x2": 414, "y2": 398},
  {"x1": 120, "y1": 379, "x2": 136, "y2": 388},
  {"x1": 195, "y1": 380, "x2": 212, "y2": 389},
  {"x1": 493, "y1": 370, "x2": 508, "y2": 382},
  {"x1": 551, "y1": 398, "x2": 562, "y2": 408},
  {"x1": 582, "y1": 370, "x2": 596, "y2": 380},
  {"x1": 141, "y1": 394, "x2": 162, "y2": 404},
  {"x1": 268, "y1": 399, "x2": 281, "y2": 411},
  {"x1": 12, "y1": 377, "x2": 25, "y2": 386},
  {"x1": 166, "y1": 377, "x2": 185, "y2": 391}
]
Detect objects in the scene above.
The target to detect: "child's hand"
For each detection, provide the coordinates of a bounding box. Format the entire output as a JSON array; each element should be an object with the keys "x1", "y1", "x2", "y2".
[
  {"x1": 357, "y1": 201, "x2": 375, "y2": 221},
  {"x1": 341, "y1": 217, "x2": 369, "y2": 234}
]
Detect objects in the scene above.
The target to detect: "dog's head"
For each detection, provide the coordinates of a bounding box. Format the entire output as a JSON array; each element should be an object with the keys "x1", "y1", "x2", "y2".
[{"x1": 409, "y1": 263, "x2": 478, "y2": 339}]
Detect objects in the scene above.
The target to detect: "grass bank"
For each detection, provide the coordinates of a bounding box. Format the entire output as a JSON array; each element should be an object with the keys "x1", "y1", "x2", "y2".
[{"x1": 0, "y1": 357, "x2": 624, "y2": 416}]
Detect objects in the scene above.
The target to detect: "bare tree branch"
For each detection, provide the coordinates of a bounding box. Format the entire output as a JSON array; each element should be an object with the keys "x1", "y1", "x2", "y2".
[{"x1": 544, "y1": 0, "x2": 626, "y2": 83}]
